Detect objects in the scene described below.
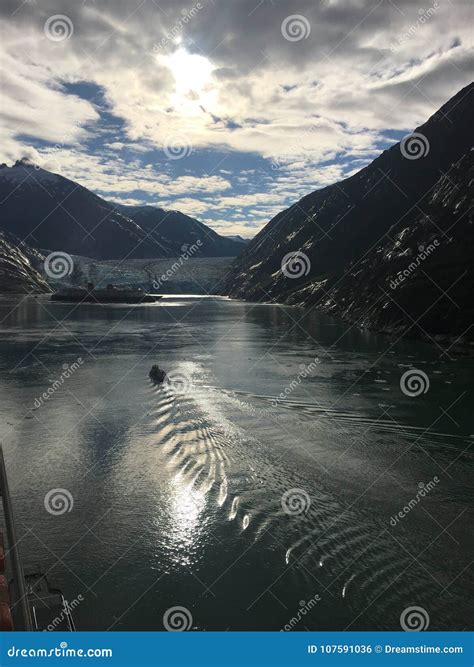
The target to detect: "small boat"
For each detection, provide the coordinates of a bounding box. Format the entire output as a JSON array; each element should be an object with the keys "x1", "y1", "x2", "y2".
[
  {"x1": 51, "y1": 284, "x2": 161, "y2": 304},
  {"x1": 149, "y1": 365, "x2": 167, "y2": 384},
  {"x1": 25, "y1": 572, "x2": 76, "y2": 631}
]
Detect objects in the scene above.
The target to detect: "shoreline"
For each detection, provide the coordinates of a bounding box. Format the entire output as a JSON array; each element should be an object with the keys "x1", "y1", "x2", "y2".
[
  {"x1": 2, "y1": 290, "x2": 473, "y2": 356},
  {"x1": 231, "y1": 294, "x2": 474, "y2": 357}
]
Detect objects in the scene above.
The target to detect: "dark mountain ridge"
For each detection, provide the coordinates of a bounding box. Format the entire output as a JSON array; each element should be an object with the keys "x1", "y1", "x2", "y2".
[
  {"x1": 0, "y1": 161, "x2": 243, "y2": 260},
  {"x1": 286, "y1": 150, "x2": 473, "y2": 346},
  {"x1": 116, "y1": 205, "x2": 242, "y2": 257},
  {"x1": 225, "y1": 83, "x2": 474, "y2": 346}
]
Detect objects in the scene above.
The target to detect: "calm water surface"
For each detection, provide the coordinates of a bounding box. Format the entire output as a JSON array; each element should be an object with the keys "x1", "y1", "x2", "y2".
[{"x1": 0, "y1": 295, "x2": 472, "y2": 630}]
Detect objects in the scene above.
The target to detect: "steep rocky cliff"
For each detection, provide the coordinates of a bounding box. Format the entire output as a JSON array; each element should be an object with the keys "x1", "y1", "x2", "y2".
[
  {"x1": 225, "y1": 83, "x2": 474, "y2": 346},
  {"x1": 284, "y1": 151, "x2": 473, "y2": 347},
  {"x1": 0, "y1": 232, "x2": 50, "y2": 293}
]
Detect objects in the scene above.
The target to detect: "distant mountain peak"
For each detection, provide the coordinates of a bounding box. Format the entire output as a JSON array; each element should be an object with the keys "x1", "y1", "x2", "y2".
[
  {"x1": 116, "y1": 203, "x2": 245, "y2": 258},
  {"x1": 2, "y1": 158, "x2": 63, "y2": 185},
  {"x1": 14, "y1": 157, "x2": 37, "y2": 168},
  {"x1": 0, "y1": 165, "x2": 246, "y2": 260},
  {"x1": 226, "y1": 235, "x2": 249, "y2": 243}
]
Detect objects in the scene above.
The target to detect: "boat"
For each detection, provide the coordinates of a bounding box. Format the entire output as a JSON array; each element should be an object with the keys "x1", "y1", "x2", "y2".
[
  {"x1": 51, "y1": 284, "x2": 162, "y2": 304},
  {"x1": 0, "y1": 446, "x2": 75, "y2": 631},
  {"x1": 149, "y1": 365, "x2": 167, "y2": 384},
  {"x1": 25, "y1": 572, "x2": 77, "y2": 631}
]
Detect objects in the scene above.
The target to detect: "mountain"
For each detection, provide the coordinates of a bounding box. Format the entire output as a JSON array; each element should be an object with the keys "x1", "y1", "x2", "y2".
[
  {"x1": 291, "y1": 151, "x2": 473, "y2": 345},
  {"x1": 0, "y1": 160, "x2": 163, "y2": 260},
  {"x1": 225, "y1": 83, "x2": 474, "y2": 345},
  {"x1": 0, "y1": 162, "x2": 243, "y2": 260},
  {"x1": 115, "y1": 205, "x2": 243, "y2": 257},
  {"x1": 226, "y1": 235, "x2": 249, "y2": 244},
  {"x1": 0, "y1": 231, "x2": 50, "y2": 293}
]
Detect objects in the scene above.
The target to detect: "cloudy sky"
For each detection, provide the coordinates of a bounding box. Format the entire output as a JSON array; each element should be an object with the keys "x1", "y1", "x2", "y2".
[{"x1": 1, "y1": 0, "x2": 472, "y2": 237}]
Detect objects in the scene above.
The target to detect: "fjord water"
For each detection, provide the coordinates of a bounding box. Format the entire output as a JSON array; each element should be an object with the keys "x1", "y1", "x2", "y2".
[{"x1": 0, "y1": 295, "x2": 472, "y2": 631}]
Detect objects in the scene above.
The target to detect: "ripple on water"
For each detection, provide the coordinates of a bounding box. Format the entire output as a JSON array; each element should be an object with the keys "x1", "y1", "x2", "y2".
[{"x1": 143, "y1": 374, "x2": 472, "y2": 630}]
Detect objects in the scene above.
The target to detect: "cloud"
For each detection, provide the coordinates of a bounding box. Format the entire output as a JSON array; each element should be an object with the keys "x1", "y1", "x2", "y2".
[
  {"x1": 108, "y1": 196, "x2": 147, "y2": 207},
  {"x1": 104, "y1": 141, "x2": 151, "y2": 153},
  {"x1": 31, "y1": 146, "x2": 232, "y2": 198},
  {"x1": 0, "y1": 0, "x2": 472, "y2": 236}
]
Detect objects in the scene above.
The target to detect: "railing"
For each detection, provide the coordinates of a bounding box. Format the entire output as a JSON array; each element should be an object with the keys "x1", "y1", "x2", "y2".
[{"x1": 0, "y1": 445, "x2": 33, "y2": 630}]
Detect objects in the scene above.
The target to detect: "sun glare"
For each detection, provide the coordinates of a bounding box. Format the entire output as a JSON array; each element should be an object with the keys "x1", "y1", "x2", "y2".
[{"x1": 166, "y1": 48, "x2": 214, "y2": 95}]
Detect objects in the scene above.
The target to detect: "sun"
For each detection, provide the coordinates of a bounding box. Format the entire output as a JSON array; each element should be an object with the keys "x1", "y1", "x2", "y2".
[
  {"x1": 156, "y1": 48, "x2": 218, "y2": 118},
  {"x1": 165, "y1": 48, "x2": 215, "y2": 96}
]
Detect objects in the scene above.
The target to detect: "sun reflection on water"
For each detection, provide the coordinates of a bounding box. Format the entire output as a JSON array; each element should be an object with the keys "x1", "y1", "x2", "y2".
[{"x1": 165, "y1": 475, "x2": 207, "y2": 567}]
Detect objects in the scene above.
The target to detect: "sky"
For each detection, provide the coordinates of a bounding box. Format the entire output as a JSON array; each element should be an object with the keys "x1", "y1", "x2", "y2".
[{"x1": 0, "y1": 0, "x2": 472, "y2": 238}]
